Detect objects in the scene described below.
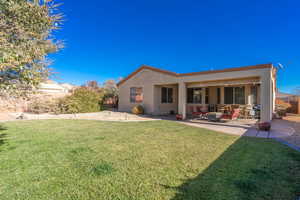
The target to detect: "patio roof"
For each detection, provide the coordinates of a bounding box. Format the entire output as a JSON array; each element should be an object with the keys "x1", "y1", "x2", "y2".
[{"x1": 187, "y1": 77, "x2": 261, "y2": 87}]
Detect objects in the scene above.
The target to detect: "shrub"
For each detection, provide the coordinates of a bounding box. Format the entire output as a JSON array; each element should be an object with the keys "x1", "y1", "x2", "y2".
[
  {"x1": 131, "y1": 105, "x2": 144, "y2": 115},
  {"x1": 28, "y1": 99, "x2": 61, "y2": 114},
  {"x1": 27, "y1": 87, "x2": 104, "y2": 114},
  {"x1": 59, "y1": 87, "x2": 103, "y2": 114}
]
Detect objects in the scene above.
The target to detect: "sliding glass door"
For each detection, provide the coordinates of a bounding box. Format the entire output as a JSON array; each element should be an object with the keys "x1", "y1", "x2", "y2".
[{"x1": 224, "y1": 86, "x2": 245, "y2": 104}]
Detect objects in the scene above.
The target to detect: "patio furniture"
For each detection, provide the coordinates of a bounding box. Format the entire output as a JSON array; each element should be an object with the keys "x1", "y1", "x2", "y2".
[
  {"x1": 207, "y1": 112, "x2": 223, "y2": 122},
  {"x1": 188, "y1": 106, "x2": 194, "y2": 114},
  {"x1": 217, "y1": 104, "x2": 225, "y2": 113},
  {"x1": 249, "y1": 109, "x2": 256, "y2": 119},
  {"x1": 253, "y1": 105, "x2": 261, "y2": 119},
  {"x1": 209, "y1": 104, "x2": 217, "y2": 112},
  {"x1": 239, "y1": 105, "x2": 251, "y2": 119},
  {"x1": 222, "y1": 108, "x2": 240, "y2": 120},
  {"x1": 258, "y1": 122, "x2": 271, "y2": 131},
  {"x1": 192, "y1": 106, "x2": 208, "y2": 119}
]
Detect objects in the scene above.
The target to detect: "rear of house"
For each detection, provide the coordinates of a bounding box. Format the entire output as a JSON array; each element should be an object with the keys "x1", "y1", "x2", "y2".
[{"x1": 117, "y1": 64, "x2": 277, "y2": 123}]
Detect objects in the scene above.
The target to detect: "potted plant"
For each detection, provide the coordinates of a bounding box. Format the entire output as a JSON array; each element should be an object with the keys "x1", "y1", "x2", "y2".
[
  {"x1": 258, "y1": 122, "x2": 271, "y2": 131},
  {"x1": 176, "y1": 114, "x2": 183, "y2": 120}
]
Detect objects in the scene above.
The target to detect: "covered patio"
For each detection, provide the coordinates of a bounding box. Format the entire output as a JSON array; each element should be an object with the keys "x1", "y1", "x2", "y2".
[
  {"x1": 177, "y1": 74, "x2": 275, "y2": 123},
  {"x1": 185, "y1": 77, "x2": 261, "y2": 120}
]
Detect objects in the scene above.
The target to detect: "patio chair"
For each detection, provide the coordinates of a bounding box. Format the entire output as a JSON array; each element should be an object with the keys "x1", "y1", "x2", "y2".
[
  {"x1": 222, "y1": 108, "x2": 240, "y2": 120},
  {"x1": 188, "y1": 106, "x2": 194, "y2": 114},
  {"x1": 192, "y1": 106, "x2": 208, "y2": 119}
]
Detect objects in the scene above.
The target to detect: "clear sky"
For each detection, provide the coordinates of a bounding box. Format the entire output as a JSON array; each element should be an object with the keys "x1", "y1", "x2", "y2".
[{"x1": 50, "y1": 0, "x2": 299, "y2": 93}]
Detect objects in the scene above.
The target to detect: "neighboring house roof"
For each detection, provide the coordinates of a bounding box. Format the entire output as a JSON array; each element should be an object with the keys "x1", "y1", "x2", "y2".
[
  {"x1": 39, "y1": 82, "x2": 65, "y2": 91},
  {"x1": 38, "y1": 80, "x2": 76, "y2": 93},
  {"x1": 276, "y1": 91, "x2": 299, "y2": 98},
  {"x1": 60, "y1": 83, "x2": 76, "y2": 90},
  {"x1": 117, "y1": 63, "x2": 273, "y2": 86}
]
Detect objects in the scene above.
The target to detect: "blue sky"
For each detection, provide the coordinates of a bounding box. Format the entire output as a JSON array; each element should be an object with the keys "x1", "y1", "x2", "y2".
[{"x1": 50, "y1": 0, "x2": 299, "y2": 93}]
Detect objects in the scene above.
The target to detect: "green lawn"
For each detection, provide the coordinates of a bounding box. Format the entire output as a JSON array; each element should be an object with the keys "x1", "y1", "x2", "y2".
[{"x1": 0, "y1": 120, "x2": 300, "y2": 200}]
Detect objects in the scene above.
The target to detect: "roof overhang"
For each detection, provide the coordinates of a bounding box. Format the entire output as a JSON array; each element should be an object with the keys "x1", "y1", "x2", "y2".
[
  {"x1": 186, "y1": 77, "x2": 261, "y2": 88},
  {"x1": 117, "y1": 63, "x2": 272, "y2": 86}
]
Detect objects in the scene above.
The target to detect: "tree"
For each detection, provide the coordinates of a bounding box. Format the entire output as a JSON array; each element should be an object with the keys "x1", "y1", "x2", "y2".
[
  {"x1": 103, "y1": 80, "x2": 118, "y2": 106},
  {"x1": 84, "y1": 80, "x2": 101, "y2": 91},
  {"x1": 295, "y1": 87, "x2": 300, "y2": 95},
  {"x1": 103, "y1": 80, "x2": 118, "y2": 98},
  {"x1": 0, "y1": 0, "x2": 63, "y2": 96}
]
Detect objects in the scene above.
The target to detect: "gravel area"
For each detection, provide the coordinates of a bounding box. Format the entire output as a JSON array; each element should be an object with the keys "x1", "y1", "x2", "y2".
[{"x1": 0, "y1": 111, "x2": 158, "y2": 122}]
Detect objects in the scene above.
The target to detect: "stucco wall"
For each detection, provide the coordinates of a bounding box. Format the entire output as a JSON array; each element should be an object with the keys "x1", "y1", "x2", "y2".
[
  {"x1": 118, "y1": 69, "x2": 177, "y2": 114},
  {"x1": 118, "y1": 66, "x2": 275, "y2": 122}
]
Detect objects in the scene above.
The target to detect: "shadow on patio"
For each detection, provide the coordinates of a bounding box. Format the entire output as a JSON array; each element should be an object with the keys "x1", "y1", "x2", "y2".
[{"x1": 163, "y1": 135, "x2": 300, "y2": 200}]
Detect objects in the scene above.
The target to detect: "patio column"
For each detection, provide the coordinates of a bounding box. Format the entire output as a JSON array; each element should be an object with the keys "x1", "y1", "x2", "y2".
[
  {"x1": 260, "y1": 73, "x2": 273, "y2": 123},
  {"x1": 245, "y1": 85, "x2": 251, "y2": 105},
  {"x1": 178, "y1": 82, "x2": 186, "y2": 119}
]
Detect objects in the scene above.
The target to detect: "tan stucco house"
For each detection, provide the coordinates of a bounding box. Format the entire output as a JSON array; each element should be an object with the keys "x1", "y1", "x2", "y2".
[{"x1": 117, "y1": 64, "x2": 276, "y2": 123}]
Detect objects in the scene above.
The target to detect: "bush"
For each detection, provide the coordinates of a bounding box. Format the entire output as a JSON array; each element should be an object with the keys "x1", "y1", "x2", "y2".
[
  {"x1": 28, "y1": 99, "x2": 61, "y2": 114},
  {"x1": 59, "y1": 87, "x2": 103, "y2": 114},
  {"x1": 27, "y1": 87, "x2": 104, "y2": 114},
  {"x1": 131, "y1": 105, "x2": 144, "y2": 115}
]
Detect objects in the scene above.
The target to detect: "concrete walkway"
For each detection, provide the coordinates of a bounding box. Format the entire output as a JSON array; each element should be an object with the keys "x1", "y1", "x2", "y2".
[{"x1": 180, "y1": 119, "x2": 295, "y2": 139}]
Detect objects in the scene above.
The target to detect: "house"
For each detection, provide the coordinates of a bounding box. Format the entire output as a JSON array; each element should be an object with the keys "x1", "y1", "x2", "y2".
[
  {"x1": 38, "y1": 80, "x2": 76, "y2": 95},
  {"x1": 276, "y1": 91, "x2": 299, "y2": 102},
  {"x1": 117, "y1": 64, "x2": 277, "y2": 123}
]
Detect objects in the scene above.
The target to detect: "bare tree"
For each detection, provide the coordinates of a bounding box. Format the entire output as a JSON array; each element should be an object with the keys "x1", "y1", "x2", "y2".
[
  {"x1": 103, "y1": 80, "x2": 118, "y2": 106},
  {"x1": 85, "y1": 80, "x2": 100, "y2": 91},
  {"x1": 295, "y1": 87, "x2": 300, "y2": 95}
]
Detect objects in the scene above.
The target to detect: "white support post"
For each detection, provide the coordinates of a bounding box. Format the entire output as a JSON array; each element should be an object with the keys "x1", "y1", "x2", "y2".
[
  {"x1": 260, "y1": 74, "x2": 273, "y2": 122},
  {"x1": 178, "y1": 82, "x2": 186, "y2": 119}
]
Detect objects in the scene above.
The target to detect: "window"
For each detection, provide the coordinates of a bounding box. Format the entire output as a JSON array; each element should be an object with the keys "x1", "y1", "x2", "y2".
[
  {"x1": 250, "y1": 85, "x2": 258, "y2": 105},
  {"x1": 161, "y1": 87, "x2": 173, "y2": 103},
  {"x1": 205, "y1": 88, "x2": 209, "y2": 104},
  {"x1": 130, "y1": 87, "x2": 143, "y2": 103},
  {"x1": 187, "y1": 88, "x2": 202, "y2": 103},
  {"x1": 235, "y1": 87, "x2": 245, "y2": 104},
  {"x1": 225, "y1": 87, "x2": 234, "y2": 104},
  {"x1": 224, "y1": 87, "x2": 245, "y2": 104},
  {"x1": 217, "y1": 88, "x2": 221, "y2": 104}
]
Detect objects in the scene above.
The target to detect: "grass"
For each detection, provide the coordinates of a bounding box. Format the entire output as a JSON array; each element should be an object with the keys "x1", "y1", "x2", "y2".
[{"x1": 0, "y1": 120, "x2": 300, "y2": 200}]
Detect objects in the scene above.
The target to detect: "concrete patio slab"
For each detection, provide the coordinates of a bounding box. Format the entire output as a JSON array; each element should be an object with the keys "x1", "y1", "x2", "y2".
[{"x1": 180, "y1": 118, "x2": 295, "y2": 139}]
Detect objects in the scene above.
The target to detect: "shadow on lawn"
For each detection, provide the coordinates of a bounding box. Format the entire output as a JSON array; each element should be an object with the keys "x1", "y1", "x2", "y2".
[
  {"x1": 164, "y1": 136, "x2": 300, "y2": 200},
  {"x1": 0, "y1": 125, "x2": 7, "y2": 147}
]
